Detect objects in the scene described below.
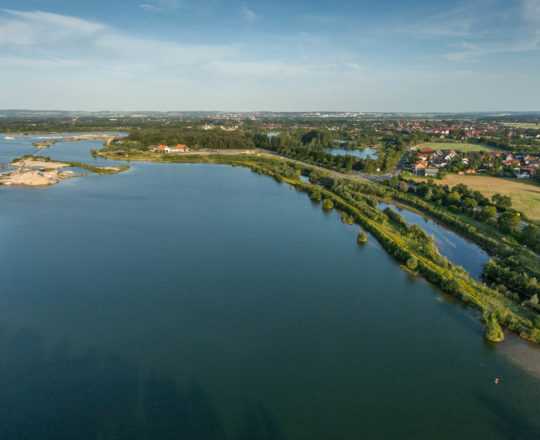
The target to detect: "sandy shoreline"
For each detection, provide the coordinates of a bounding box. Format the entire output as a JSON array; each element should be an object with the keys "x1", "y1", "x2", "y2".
[{"x1": 0, "y1": 158, "x2": 78, "y2": 186}]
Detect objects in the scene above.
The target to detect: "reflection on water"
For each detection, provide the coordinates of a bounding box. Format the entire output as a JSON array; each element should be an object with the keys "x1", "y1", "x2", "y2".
[
  {"x1": 378, "y1": 202, "x2": 489, "y2": 280},
  {"x1": 325, "y1": 147, "x2": 378, "y2": 159},
  {"x1": 0, "y1": 328, "x2": 284, "y2": 440}
]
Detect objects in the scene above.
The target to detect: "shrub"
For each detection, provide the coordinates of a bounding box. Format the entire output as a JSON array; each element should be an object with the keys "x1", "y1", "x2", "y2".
[
  {"x1": 322, "y1": 199, "x2": 334, "y2": 210},
  {"x1": 310, "y1": 191, "x2": 321, "y2": 202},
  {"x1": 357, "y1": 232, "x2": 367, "y2": 244},
  {"x1": 407, "y1": 257, "x2": 418, "y2": 270},
  {"x1": 484, "y1": 313, "x2": 504, "y2": 342}
]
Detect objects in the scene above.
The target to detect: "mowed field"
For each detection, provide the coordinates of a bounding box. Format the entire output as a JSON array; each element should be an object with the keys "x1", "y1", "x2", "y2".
[
  {"x1": 503, "y1": 122, "x2": 540, "y2": 129},
  {"x1": 419, "y1": 142, "x2": 502, "y2": 152},
  {"x1": 437, "y1": 174, "x2": 540, "y2": 220}
]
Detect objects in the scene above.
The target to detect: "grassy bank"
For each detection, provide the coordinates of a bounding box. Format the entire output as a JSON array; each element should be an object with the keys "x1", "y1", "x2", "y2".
[
  {"x1": 11, "y1": 155, "x2": 130, "y2": 175},
  {"x1": 418, "y1": 142, "x2": 501, "y2": 152},
  {"x1": 426, "y1": 174, "x2": 540, "y2": 221}
]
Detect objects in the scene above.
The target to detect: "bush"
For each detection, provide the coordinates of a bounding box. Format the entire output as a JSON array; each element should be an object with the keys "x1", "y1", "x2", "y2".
[
  {"x1": 322, "y1": 199, "x2": 334, "y2": 210},
  {"x1": 484, "y1": 313, "x2": 504, "y2": 342},
  {"x1": 310, "y1": 191, "x2": 321, "y2": 202},
  {"x1": 357, "y1": 232, "x2": 367, "y2": 244},
  {"x1": 407, "y1": 257, "x2": 418, "y2": 270}
]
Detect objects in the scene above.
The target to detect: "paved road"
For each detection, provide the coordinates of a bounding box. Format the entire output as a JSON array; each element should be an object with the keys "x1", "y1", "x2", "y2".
[{"x1": 256, "y1": 149, "x2": 395, "y2": 183}]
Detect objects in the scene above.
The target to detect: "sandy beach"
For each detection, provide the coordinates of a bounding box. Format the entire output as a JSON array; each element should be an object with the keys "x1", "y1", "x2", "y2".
[{"x1": 0, "y1": 158, "x2": 77, "y2": 186}]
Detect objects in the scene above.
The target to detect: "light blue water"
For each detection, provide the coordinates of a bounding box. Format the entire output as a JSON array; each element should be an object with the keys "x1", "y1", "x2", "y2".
[{"x1": 326, "y1": 147, "x2": 378, "y2": 159}]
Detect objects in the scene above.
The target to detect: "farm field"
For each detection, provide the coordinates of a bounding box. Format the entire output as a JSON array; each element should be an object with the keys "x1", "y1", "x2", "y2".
[
  {"x1": 435, "y1": 174, "x2": 540, "y2": 220},
  {"x1": 502, "y1": 122, "x2": 540, "y2": 129},
  {"x1": 418, "y1": 142, "x2": 502, "y2": 152}
]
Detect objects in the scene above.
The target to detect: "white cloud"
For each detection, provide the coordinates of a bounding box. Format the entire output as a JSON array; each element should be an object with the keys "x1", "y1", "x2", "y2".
[
  {"x1": 240, "y1": 6, "x2": 256, "y2": 21},
  {"x1": 523, "y1": 0, "x2": 540, "y2": 27},
  {"x1": 444, "y1": 37, "x2": 540, "y2": 61},
  {"x1": 0, "y1": 7, "x2": 537, "y2": 111},
  {"x1": 0, "y1": 56, "x2": 82, "y2": 68},
  {"x1": 393, "y1": 3, "x2": 480, "y2": 37},
  {"x1": 139, "y1": 4, "x2": 163, "y2": 12},
  {"x1": 0, "y1": 8, "x2": 362, "y2": 82},
  {"x1": 0, "y1": 9, "x2": 104, "y2": 47}
]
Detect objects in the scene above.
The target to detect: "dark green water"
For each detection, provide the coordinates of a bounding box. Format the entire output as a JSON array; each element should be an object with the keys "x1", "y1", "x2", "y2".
[{"x1": 0, "y1": 136, "x2": 539, "y2": 439}]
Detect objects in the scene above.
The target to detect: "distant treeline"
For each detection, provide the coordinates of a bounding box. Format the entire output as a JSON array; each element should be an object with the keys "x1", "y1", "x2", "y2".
[
  {"x1": 113, "y1": 127, "x2": 408, "y2": 173},
  {"x1": 126, "y1": 128, "x2": 256, "y2": 150},
  {"x1": 253, "y1": 130, "x2": 406, "y2": 173}
]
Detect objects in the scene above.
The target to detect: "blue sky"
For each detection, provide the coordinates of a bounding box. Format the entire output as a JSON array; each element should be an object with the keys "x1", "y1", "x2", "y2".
[{"x1": 0, "y1": 0, "x2": 539, "y2": 111}]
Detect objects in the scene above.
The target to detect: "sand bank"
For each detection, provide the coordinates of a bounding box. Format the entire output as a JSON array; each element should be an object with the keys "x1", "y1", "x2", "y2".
[{"x1": 0, "y1": 158, "x2": 77, "y2": 186}]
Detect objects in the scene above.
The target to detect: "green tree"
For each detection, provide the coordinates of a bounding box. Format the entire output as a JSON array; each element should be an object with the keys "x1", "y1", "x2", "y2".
[
  {"x1": 492, "y1": 193, "x2": 512, "y2": 210},
  {"x1": 322, "y1": 199, "x2": 334, "y2": 210},
  {"x1": 484, "y1": 313, "x2": 504, "y2": 342},
  {"x1": 520, "y1": 224, "x2": 540, "y2": 252},
  {"x1": 397, "y1": 181, "x2": 409, "y2": 193},
  {"x1": 310, "y1": 191, "x2": 321, "y2": 202},
  {"x1": 463, "y1": 197, "x2": 477, "y2": 211},
  {"x1": 407, "y1": 257, "x2": 418, "y2": 270},
  {"x1": 480, "y1": 205, "x2": 497, "y2": 222},
  {"x1": 447, "y1": 191, "x2": 461, "y2": 205},
  {"x1": 497, "y1": 211, "x2": 521, "y2": 233}
]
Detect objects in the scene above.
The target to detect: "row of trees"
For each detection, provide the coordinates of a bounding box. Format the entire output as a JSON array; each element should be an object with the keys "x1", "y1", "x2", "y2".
[
  {"x1": 254, "y1": 131, "x2": 405, "y2": 174},
  {"x1": 125, "y1": 128, "x2": 256, "y2": 150}
]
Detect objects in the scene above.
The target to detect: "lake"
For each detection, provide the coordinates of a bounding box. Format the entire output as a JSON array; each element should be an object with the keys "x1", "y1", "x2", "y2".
[
  {"x1": 326, "y1": 147, "x2": 378, "y2": 159},
  {"x1": 378, "y1": 202, "x2": 490, "y2": 280},
  {"x1": 0, "y1": 135, "x2": 539, "y2": 439}
]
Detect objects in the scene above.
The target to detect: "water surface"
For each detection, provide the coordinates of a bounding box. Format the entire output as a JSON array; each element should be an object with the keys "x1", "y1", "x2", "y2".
[
  {"x1": 378, "y1": 202, "x2": 490, "y2": 280},
  {"x1": 0, "y1": 135, "x2": 538, "y2": 439},
  {"x1": 326, "y1": 147, "x2": 378, "y2": 159}
]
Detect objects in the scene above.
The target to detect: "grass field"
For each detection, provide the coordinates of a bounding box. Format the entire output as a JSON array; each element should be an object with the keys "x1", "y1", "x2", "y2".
[
  {"x1": 418, "y1": 142, "x2": 502, "y2": 152},
  {"x1": 435, "y1": 174, "x2": 540, "y2": 220},
  {"x1": 502, "y1": 122, "x2": 540, "y2": 129}
]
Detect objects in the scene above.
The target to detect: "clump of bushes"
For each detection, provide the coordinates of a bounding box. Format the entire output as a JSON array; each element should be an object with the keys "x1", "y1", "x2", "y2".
[
  {"x1": 483, "y1": 312, "x2": 504, "y2": 342},
  {"x1": 322, "y1": 199, "x2": 334, "y2": 210},
  {"x1": 310, "y1": 191, "x2": 321, "y2": 202}
]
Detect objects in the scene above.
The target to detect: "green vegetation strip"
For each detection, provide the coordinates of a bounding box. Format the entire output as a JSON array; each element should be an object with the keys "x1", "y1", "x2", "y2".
[{"x1": 13, "y1": 155, "x2": 130, "y2": 175}]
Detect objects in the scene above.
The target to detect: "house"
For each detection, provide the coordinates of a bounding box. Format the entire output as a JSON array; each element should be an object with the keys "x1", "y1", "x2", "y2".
[
  {"x1": 444, "y1": 151, "x2": 457, "y2": 161},
  {"x1": 516, "y1": 153, "x2": 530, "y2": 162},
  {"x1": 503, "y1": 159, "x2": 520, "y2": 167},
  {"x1": 421, "y1": 147, "x2": 435, "y2": 154},
  {"x1": 516, "y1": 167, "x2": 536, "y2": 178},
  {"x1": 431, "y1": 157, "x2": 448, "y2": 168},
  {"x1": 414, "y1": 160, "x2": 428, "y2": 174},
  {"x1": 424, "y1": 168, "x2": 438, "y2": 177},
  {"x1": 164, "y1": 144, "x2": 190, "y2": 153}
]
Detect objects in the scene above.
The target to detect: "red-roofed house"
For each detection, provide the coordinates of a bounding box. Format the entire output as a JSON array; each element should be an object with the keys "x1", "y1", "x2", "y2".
[
  {"x1": 414, "y1": 160, "x2": 428, "y2": 174},
  {"x1": 164, "y1": 144, "x2": 190, "y2": 153},
  {"x1": 518, "y1": 167, "x2": 536, "y2": 178}
]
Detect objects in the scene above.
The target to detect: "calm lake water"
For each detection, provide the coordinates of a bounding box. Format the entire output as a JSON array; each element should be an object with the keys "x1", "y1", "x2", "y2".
[
  {"x1": 378, "y1": 202, "x2": 490, "y2": 280},
  {"x1": 0, "y1": 135, "x2": 539, "y2": 439},
  {"x1": 326, "y1": 147, "x2": 378, "y2": 159}
]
